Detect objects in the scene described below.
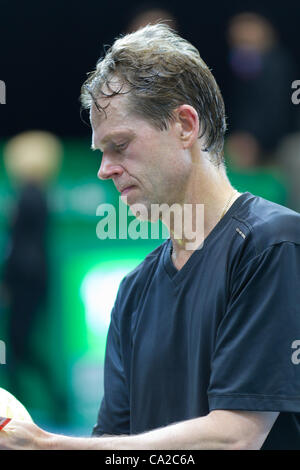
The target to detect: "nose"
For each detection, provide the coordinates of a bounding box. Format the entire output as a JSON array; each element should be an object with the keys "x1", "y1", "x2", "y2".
[{"x1": 97, "y1": 153, "x2": 124, "y2": 180}]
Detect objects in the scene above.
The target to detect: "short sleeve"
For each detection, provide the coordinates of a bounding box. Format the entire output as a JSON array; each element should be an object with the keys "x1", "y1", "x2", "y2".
[
  {"x1": 208, "y1": 242, "x2": 300, "y2": 412},
  {"x1": 92, "y1": 305, "x2": 130, "y2": 436}
]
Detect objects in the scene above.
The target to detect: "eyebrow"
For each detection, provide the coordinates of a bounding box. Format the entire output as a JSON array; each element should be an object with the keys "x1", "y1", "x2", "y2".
[{"x1": 91, "y1": 130, "x2": 135, "y2": 151}]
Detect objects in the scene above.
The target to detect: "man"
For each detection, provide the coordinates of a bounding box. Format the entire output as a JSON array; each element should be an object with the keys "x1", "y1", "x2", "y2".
[{"x1": 1, "y1": 24, "x2": 300, "y2": 450}]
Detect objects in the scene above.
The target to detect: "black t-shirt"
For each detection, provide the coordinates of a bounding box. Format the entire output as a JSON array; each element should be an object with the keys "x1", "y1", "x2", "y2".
[{"x1": 93, "y1": 192, "x2": 300, "y2": 449}]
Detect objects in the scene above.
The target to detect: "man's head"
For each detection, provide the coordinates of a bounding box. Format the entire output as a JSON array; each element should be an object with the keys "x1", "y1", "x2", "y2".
[
  {"x1": 81, "y1": 24, "x2": 227, "y2": 165},
  {"x1": 227, "y1": 12, "x2": 276, "y2": 52}
]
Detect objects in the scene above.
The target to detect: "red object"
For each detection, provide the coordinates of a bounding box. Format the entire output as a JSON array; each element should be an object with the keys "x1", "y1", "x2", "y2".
[{"x1": 0, "y1": 417, "x2": 11, "y2": 431}]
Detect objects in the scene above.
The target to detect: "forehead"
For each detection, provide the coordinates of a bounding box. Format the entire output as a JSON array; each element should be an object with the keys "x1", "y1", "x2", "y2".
[
  {"x1": 90, "y1": 94, "x2": 132, "y2": 145},
  {"x1": 90, "y1": 93, "x2": 129, "y2": 128},
  {"x1": 90, "y1": 92, "x2": 161, "y2": 151}
]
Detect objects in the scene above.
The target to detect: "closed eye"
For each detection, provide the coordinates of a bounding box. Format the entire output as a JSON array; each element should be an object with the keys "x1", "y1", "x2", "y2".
[{"x1": 115, "y1": 142, "x2": 128, "y2": 152}]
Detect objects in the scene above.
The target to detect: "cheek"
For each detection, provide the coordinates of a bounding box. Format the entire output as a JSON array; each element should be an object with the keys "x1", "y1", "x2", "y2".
[{"x1": 129, "y1": 132, "x2": 187, "y2": 184}]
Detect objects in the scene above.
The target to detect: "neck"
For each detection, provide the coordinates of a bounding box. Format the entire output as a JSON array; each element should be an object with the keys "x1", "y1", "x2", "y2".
[{"x1": 166, "y1": 155, "x2": 240, "y2": 269}]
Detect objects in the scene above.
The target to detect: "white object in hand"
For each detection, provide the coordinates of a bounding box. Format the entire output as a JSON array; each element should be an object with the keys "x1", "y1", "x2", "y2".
[{"x1": 0, "y1": 387, "x2": 33, "y2": 424}]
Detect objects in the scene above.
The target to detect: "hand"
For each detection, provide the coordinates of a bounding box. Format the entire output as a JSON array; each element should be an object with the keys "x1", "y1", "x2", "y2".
[{"x1": 0, "y1": 419, "x2": 50, "y2": 450}]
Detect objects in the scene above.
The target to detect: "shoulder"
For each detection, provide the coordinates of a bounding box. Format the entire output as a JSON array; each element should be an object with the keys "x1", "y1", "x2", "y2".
[
  {"x1": 224, "y1": 194, "x2": 300, "y2": 302},
  {"x1": 232, "y1": 192, "x2": 300, "y2": 257}
]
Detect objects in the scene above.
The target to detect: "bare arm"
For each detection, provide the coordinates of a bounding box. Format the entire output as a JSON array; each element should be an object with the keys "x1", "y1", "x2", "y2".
[{"x1": 0, "y1": 410, "x2": 278, "y2": 450}]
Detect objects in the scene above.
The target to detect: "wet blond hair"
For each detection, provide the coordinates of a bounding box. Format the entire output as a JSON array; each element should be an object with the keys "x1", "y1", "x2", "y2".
[{"x1": 81, "y1": 24, "x2": 227, "y2": 165}]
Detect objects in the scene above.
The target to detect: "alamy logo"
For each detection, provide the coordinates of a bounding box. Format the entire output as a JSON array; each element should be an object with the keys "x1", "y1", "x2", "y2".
[
  {"x1": 0, "y1": 80, "x2": 6, "y2": 104},
  {"x1": 0, "y1": 340, "x2": 6, "y2": 364},
  {"x1": 291, "y1": 340, "x2": 300, "y2": 365},
  {"x1": 291, "y1": 80, "x2": 300, "y2": 105},
  {"x1": 96, "y1": 197, "x2": 205, "y2": 251}
]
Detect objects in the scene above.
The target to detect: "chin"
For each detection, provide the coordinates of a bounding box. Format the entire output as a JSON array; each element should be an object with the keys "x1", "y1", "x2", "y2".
[
  {"x1": 125, "y1": 196, "x2": 154, "y2": 221},
  {"x1": 128, "y1": 202, "x2": 150, "y2": 221}
]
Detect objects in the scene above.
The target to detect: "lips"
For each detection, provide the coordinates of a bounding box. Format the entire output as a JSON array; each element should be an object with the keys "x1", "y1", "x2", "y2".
[
  {"x1": 116, "y1": 183, "x2": 136, "y2": 194},
  {"x1": 120, "y1": 185, "x2": 135, "y2": 196}
]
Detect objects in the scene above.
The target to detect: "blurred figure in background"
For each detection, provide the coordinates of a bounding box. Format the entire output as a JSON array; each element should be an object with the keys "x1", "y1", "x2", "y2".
[
  {"x1": 125, "y1": 2, "x2": 178, "y2": 33},
  {"x1": 226, "y1": 12, "x2": 296, "y2": 168},
  {"x1": 1, "y1": 131, "x2": 64, "y2": 420}
]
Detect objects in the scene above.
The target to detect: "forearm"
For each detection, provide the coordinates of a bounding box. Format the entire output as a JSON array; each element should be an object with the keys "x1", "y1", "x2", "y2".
[
  {"x1": 100, "y1": 415, "x2": 243, "y2": 450},
  {"x1": 44, "y1": 413, "x2": 250, "y2": 450}
]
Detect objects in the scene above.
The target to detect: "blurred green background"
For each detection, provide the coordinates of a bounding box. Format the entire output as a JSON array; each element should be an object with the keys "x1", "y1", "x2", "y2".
[{"x1": 0, "y1": 138, "x2": 290, "y2": 436}]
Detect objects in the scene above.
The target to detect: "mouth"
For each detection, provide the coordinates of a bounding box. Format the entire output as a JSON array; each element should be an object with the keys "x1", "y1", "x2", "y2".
[{"x1": 119, "y1": 185, "x2": 136, "y2": 196}]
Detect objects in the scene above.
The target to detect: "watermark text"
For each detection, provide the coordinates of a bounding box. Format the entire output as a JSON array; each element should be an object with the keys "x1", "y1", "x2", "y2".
[
  {"x1": 0, "y1": 340, "x2": 6, "y2": 365},
  {"x1": 291, "y1": 340, "x2": 300, "y2": 365},
  {"x1": 96, "y1": 197, "x2": 205, "y2": 250},
  {"x1": 0, "y1": 80, "x2": 6, "y2": 104},
  {"x1": 291, "y1": 80, "x2": 300, "y2": 105}
]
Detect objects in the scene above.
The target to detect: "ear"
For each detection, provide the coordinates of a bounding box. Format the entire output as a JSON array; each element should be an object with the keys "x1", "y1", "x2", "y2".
[{"x1": 175, "y1": 105, "x2": 199, "y2": 149}]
